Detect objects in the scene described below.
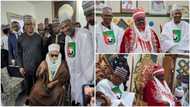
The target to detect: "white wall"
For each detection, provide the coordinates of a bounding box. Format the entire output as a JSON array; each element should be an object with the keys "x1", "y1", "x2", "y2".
[
  {"x1": 32, "y1": 1, "x2": 53, "y2": 24},
  {"x1": 1, "y1": 1, "x2": 53, "y2": 25},
  {"x1": 1, "y1": 1, "x2": 36, "y2": 24}
]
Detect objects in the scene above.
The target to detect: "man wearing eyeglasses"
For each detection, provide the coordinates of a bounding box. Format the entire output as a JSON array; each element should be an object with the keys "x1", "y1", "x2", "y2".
[
  {"x1": 96, "y1": 6, "x2": 124, "y2": 53},
  {"x1": 27, "y1": 43, "x2": 69, "y2": 106}
]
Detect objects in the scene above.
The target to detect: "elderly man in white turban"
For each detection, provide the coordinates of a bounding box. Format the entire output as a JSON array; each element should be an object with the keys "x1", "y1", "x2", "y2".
[
  {"x1": 27, "y1": 43, "x2": 69, "y2": 106},
  {"x1": 59, "y1": 14, "x2": 94, "y2": 105},
  {"x1": 160, "y1": 4, "x2": 189, "y2": 53},
  {"x1": 96, "y1": 6, "x2": 124, "y2": 53}
]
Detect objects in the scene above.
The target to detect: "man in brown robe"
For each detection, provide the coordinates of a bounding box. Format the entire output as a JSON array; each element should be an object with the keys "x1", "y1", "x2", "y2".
[{"x1": 27, "y1": 43, "x2": 69, "y2": 106}]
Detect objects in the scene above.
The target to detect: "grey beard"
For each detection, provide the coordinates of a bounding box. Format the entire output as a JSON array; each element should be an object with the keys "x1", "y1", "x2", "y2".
[
  {"x1": 27, "y1": 32, "x2": 34, "y2": 36},
  {"x1": 66, "y1": 28, "x2": 75, "y2": 36}
]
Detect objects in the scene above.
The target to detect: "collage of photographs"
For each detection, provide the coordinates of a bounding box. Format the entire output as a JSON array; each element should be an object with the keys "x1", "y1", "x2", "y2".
[{"x1": 0, "y1": 0, "x2": 189, "y2": 106}]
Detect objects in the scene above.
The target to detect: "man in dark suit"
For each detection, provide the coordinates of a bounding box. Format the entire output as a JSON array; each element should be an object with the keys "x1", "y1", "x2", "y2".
[{"x1": 8, "y1": 21, "x2": 22, "y2": 64}]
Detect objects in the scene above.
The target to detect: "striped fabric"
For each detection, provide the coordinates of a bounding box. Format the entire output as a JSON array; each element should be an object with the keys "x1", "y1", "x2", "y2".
[{"x1": 114, "y1": 66, "x2": 128, "y2": 80}]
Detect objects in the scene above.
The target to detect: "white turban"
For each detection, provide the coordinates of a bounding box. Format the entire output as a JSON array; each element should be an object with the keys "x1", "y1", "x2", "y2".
[
  {"x1": 48, "y1": 43, "x2": 60, "y2": 52},
  {"x1": 171, "y1": 4, "x2": 182, "y2": 13}
]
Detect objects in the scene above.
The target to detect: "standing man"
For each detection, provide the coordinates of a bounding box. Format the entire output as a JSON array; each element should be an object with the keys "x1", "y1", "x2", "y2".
[
  {"x1": 47, "y1": 18, "x2": 60, "y2": 44},
  {"x1": 61, "y1": 18, "x2": 94, "y2": 105},
  {"x1": 120, "y1": 9, "x2": 160, "y2": 53},
  {"x1": 82, "y1": 1, "x2": 95, "y2": 34},
  {"x1": 17, "y1": 15, "x2": 43, "y2": 96},
  {"x1": 37, "y1": 23, "x2": 49, "y2": 60},
  {"x1": 37, "y1": 23, "x2": 45, "y2": 37},
  {"x1": 160, "y1": 5, "x2": 189, "y2": 53},
  {"x1": 1, "y1": 24, "x2": 10, "y2": 51},
  {"x1": 1, "y1": 24, "x2": 10, "y2": 67},
  {"x1": 8, "y1": 21, "x2": 22, "y2": 64},
  {"x1": 96, "y1": 6, "x2": 124, "y2": 53},
  {"x1": 47, "y1": 18, "x2": 66, "y2": 61},
  {"x1": 143, "y1": 65, "x2": 176, "y2": 106}
]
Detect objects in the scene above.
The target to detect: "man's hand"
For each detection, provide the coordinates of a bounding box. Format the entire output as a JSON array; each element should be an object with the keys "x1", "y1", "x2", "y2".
[
  {"x1": 19, "y1": 68, "x2": 25, "y2": 77},
  {"x1": 96, "y1": 91, "x2": 112, "y2": 106},
  {"x1": 47, "y1": 80, "x2": 59, "y2": 89}
]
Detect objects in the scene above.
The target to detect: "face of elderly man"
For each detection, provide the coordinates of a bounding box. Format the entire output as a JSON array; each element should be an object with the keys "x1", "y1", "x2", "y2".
[
  {"x1": 87, "y1": 13, "x2": 95, "y2": 26},
  {"x1": 111, "y1": 73, "x2": 126, "y2": 86},
  {"x1": 38, "y1": 23, "x2": 45, "y2": 35},
  {"x1": 11, "y1": 21, "x2": 20, "y2": 32},
  {"x1": 49, "y1": 50, "x2": 59, "y2": 64},
  {"x1": 25, "y1": 21, "x2": 34, "y2": 35},
  {"x1": 60, "y1": 20, "x2": 74, "y2": 36},
  {"x1": 135, "y1": 17, "x2": 146, "y2": 32},
  {"x1": 52, "y1": 23, "x2": 60, "y2": 34},
  {"x1": 101, "y1": 7, "x2": 113, "y2": 26},
  {"x1": 173, "y1": 10, "x2": 182, "y2": 24}
]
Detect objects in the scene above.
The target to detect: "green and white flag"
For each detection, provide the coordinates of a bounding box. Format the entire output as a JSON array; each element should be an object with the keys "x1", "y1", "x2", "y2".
[
  {"x1": 173, "y1": 28, "x2": 181, "y2": 43},
  {"x1": 103, "y1": 30, "x2": 116, "y2": 45},
  {"x1": 67, "y1": 42, "x2": 76, "y2": 57}
]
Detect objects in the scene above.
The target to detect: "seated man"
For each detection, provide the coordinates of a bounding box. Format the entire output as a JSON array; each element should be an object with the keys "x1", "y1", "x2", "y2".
[
  {"x1": 27, "y1": 43, "x2": 69, "y2": 106},
  {"x1": 120, "y1": 9, "x2": 160, "y2": 53},
  {"x1": 143, "y1": 65, "x2": 176, "y2": 106},
  {"x1": 160, "y1": 5, "x2": 189, "y2": 53},
  {"x1": 96, "y1": 55, "x2": 133, "y2": 106}
]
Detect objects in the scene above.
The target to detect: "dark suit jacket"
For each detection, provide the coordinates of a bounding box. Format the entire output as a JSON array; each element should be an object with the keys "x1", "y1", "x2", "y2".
[{"x1": 8, "y1": 33, "x2": 17, "y2": 60}]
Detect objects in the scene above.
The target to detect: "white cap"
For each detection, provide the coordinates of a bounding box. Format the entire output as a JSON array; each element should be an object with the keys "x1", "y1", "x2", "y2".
[
  {"x1": 171, "y1": 4, "x2": 182, "y2": 13},
  {"x1": 102, "y1": 6, "x2": 112, "y2": 14},
  {"x1": 48, "y1": 43, "x2": 60, "y2": 52},
  {"x1": 175, "y1": 86, "x2": 184, "y2": 97}
]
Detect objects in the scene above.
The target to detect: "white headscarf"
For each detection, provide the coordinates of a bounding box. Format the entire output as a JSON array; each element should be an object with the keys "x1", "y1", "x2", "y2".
[{"x1": 46, "y1": 53, "x2": 62, "y2": 81}]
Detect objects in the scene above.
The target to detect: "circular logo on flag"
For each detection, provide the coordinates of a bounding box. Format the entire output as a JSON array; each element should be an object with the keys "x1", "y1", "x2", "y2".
[
  {"x1": 68, "y1": 48, "x2": 74, "y2": 56},
  {"x1": 173, "y1": 29, "x2": 181, "y2": 43},
  {"x1": 108, "y1": 36, "x2": 113, "y2": 43}
]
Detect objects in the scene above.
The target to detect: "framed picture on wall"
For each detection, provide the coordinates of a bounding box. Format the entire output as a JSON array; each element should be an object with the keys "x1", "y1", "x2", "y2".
[
  {"x1": 149, "y1": 0, "x2": 167, "y2": 15},
  {"x1": 121, "y1": 0, "x2": 137, "y2": 13}
]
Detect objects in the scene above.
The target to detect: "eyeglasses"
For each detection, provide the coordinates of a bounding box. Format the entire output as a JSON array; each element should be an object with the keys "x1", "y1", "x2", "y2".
[{"x1": 51, "y1": 54, "x2": 58, "y2": 58}]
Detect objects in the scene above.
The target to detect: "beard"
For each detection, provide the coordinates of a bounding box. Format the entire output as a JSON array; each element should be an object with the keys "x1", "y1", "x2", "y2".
[
  {"x1": 88, "y1": 19, "x2": 95, "y2": 26},
  {"x1": 66, "y1": 27, "x2": 75, "y2": 36}
]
